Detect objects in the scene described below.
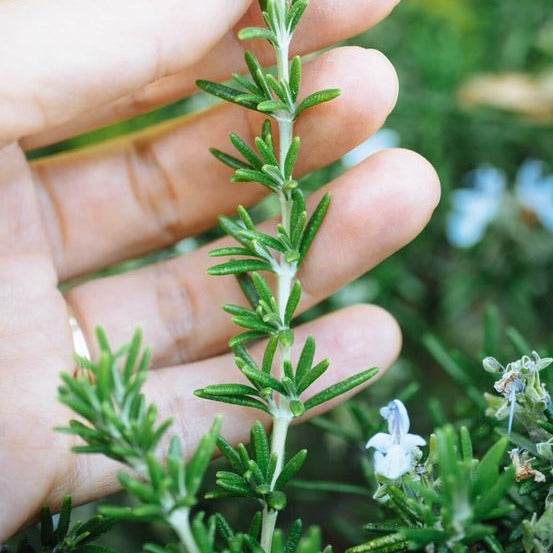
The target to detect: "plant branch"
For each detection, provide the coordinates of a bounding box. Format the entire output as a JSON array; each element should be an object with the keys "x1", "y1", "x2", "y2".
[
  {"x1": 261, "y1": 5, "x2": 297, "y2": 549},
  {"x1": 169, "y1": 509, "x2": 200, "y2": 553}
]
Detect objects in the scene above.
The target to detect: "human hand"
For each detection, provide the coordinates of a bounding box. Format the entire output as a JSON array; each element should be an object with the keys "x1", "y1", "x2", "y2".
[{"x1": 0, "y1": 0, "x2": 439, "y2": 541}]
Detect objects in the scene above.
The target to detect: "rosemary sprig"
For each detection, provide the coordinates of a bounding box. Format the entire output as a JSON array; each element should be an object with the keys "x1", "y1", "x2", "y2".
[
  {"x1": 196, "y1": 0, "x2": 378, "y2": 549},
  {"x1": 58, "y1": 329, "x2": 221, "y2": 553}
]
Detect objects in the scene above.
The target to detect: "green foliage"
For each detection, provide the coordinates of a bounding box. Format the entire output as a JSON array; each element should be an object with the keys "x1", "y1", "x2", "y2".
[
  {"x1": 58, "y1": 328, "x2": 164, "y2": 465},
  {"x1": 192, "y1": 1, "x2": 377, "y2": 550},
  {"x1": 349, "y1": 323, "x2": 553, "y2": 553},
  {"x1": 352, "y1": 428, "x2": 515, "y2": 552},
  {"x1": 196, "y1": 52, "x2": 338, "y2": 120},
  {"x1": 57, "y1": 329, "x2": 223, "y2": 552},
  {"x1": 271, "y1": 524, "x2": 332, "y2": 553},
  {"x1": 205, "y1": 421, "x2": 306, "y2": 507},
  {"x1": 2, "y1": 497, "x2": 116, "y2": 553},
  {"x1": 198, "y1": 0, "x2": 338, "y2": 122},
  {"x1": 196, "y1": 337, "x2": 377, "y2": 417}
]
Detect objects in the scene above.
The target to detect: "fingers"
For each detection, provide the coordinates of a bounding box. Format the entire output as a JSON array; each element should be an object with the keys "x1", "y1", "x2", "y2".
[
  {"x1": 57, "y1": 304, "x2": 402, "y2": 510},
  {"x1": 0, "y1": 0, "x2": 252, "y2": 145},
  {"x1": 21, "y1": 0, "x2": 402, "y2": 150},
  {"x1": 31, "y1": 47, "x2": 399, "y2": 281},
  {"x1": 66, "y1": 148, "x2": 440, "y2": 368}
]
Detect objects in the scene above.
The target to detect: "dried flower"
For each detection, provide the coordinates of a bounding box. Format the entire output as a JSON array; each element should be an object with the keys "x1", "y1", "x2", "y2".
[{"x1": 510, "y1": 448, "x2": 546, "y2": 483}]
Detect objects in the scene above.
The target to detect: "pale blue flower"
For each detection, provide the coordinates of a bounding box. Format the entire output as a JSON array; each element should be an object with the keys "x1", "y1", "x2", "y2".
[
  {"x1": 341, "y1": 129, "x2": 400, "y2": 169},
  {"x1": 447, "y1": 159, "x2": 553, "y2": 248},
  {"x1": 515, "y1": 159, "x2": 553, "y2": 233},
  {"x1": 446, "y1": 164, "x2": 506, "y2": 248},
  {"x1": 366, "y1": 399, "x2": 426, "y2": 480}
]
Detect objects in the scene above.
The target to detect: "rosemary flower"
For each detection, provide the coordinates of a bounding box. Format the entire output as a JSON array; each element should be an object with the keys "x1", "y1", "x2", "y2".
[
  {"x1": 366, "y1": 399, "x2": 426, "y2": 480},
  {"x1": 446, "y1": 159, "x2": 553, "y2": 248},
  {"x1": 483, "y1": 352, "x2": 552, "y2": 434}
]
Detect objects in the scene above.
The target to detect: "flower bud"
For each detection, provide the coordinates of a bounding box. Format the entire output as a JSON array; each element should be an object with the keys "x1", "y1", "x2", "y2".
[{"x1": 483, "y1": 356, "x2": 503, "y2": 373}]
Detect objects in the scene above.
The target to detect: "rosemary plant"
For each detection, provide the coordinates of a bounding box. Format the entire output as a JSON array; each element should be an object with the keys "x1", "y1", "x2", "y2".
[
  {"x1": 58, "y1": 328, "x2": 223, "y2": 553},
  {"x1": 53, "y1": 2, "x2": 377, "y2": 552},
  {"x1": 353, "y1": 425, "x2": 516, "y2": 553},
  {"x1": 344, "y1": 319, "x2": 553, "y2": 553},
  {"x1": 1, "y1": 497, "x2": 115, "y2": 553},
  {"x1": 195, "y1": 0, "x2": 377, "y2": 548}
]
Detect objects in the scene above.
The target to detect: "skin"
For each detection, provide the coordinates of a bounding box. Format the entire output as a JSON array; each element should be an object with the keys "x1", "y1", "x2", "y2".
[{"x1": 0, "y1": 0, "x2": 440, "y2": 542}]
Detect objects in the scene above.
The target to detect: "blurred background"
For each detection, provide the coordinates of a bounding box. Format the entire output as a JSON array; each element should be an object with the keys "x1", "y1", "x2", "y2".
[{"x1": 19, "y1": 0, "x2": 553, "y2": 550}]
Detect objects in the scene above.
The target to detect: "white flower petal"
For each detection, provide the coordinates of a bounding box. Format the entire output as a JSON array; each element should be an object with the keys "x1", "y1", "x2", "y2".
[
  {"x1": 516, "y1": 159, "x2": 545, "y2": 191},
  {"x1": 456, "y1": 189, "x2": 501, "y2": 221},
  {"x1": 366, "y1": 433, "x2": 393, "y2": 452},
  {"x1": 370, "y1": 399, "x2": 424, "y2": 480},
  {"x1": 402, "y1": 433, "x2": 427, "y2": 450},
  {"x1": 446, "y1": 189, "x2": 502, "y2": 248},
  {"x1": 536, "y1": 200, "x2": 553, "y2": 233},
  {"x1": 466, "y1": 164, "x2": 507, "y2": 197},
  {"x1": 391, "y1": 400, "x2": 410, "y2": 435},
  {"x1": 379, "y1": 405, "x2": 390, "y2": 420},
  {"x1": 373, "y1": 451, "x2": 386, "y2": 473},
  {"x1": 374, "y1": 445, "x2": 412, "y2": 480},
  {"x1": 446, "y1": 164, "x2": 506, "y2": 248}
]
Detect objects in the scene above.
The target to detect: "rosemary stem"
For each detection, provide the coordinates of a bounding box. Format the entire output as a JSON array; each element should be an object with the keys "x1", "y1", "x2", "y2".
[
  {"x1": 271, "y1": 409, "x2": 293, "y2": 484},
  {"x1": 261, "y1": 507, "x2": 279, "y2": 552},
  {"x1": 275, "y1": 4, "x2": 290, "y2": 88},
  {"x1": 260, "y1": 10, "x2": 297, "y2": 549},
  {"x1": 169, "y1": 508, "x2": 200, "y2": 553},
  {"x1": 261, "y1": 410, "x2": 292, "y2": 551},
  {"x1": 275, "y1": 22, "x2": 296, "y2": 382}
]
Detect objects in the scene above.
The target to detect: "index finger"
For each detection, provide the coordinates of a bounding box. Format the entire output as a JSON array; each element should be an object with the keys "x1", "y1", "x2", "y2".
[{"x1": 0, "y1": 0, "x2": 252, "y2": 145}]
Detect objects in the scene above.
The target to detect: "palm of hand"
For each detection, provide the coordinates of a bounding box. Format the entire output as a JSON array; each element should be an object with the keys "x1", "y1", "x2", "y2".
[{"x1": 0, "y1": 146, "x2": 76, "y2": 536}]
